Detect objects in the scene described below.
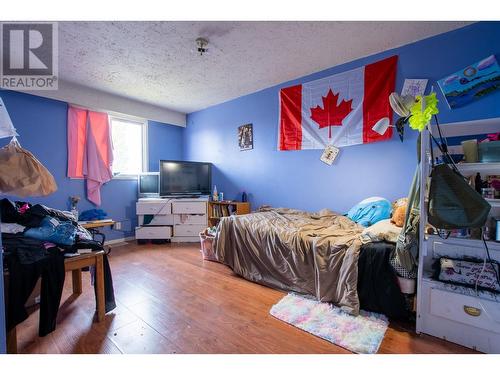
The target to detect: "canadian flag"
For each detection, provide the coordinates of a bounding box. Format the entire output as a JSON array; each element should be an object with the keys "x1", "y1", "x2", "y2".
[{"x1": 278, "y1": 55, "x2": 397, "y2": 150}]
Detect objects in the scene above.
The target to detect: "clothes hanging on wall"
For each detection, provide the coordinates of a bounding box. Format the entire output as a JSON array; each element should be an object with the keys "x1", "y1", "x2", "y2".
[
  {"x1": 67, "y1": 106, "x2": 113, "y2": 206},
  {"x1": 67, "y1": 106, "x2": 87, "y2": 178}
]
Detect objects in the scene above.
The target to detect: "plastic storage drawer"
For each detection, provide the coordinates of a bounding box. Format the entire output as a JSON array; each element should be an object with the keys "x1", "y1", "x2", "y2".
[{"x1": 478, "y1": 141, "x2": 500, "y2": 162}]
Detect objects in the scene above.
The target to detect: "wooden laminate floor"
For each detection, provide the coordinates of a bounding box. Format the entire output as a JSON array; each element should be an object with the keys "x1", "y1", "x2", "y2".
[{"x1": 15, "y1": 242, "x2": 475, "y2": 354}]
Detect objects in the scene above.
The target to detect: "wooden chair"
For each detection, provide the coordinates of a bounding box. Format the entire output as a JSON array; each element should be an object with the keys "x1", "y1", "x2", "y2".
[{"x1": 5, "y1": 250, "x2": 106, "y2": 354}]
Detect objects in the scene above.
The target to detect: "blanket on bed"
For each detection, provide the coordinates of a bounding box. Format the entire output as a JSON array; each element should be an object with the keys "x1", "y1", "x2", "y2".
[{"x1": 214, "y1": 207, "x2": 364, "y2": 314}]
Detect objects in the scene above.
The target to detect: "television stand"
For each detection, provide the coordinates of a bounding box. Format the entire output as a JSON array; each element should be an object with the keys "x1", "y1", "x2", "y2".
[{"x1": 135, "y1": 196, "x2": 208, "y2": 243}]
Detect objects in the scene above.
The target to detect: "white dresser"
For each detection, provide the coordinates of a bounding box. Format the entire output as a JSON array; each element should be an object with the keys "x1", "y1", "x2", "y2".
[{"x1": 135, "y1": 196, "x2": 208, "y2": 242}]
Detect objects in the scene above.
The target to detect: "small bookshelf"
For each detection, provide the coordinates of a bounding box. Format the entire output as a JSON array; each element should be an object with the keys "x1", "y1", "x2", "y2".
[{"x1": 208, "y1": 201, "x2": 251, "y2": 227}]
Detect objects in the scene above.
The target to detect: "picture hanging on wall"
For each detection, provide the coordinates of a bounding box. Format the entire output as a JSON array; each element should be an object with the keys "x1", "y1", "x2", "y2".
[
  {"x1": 238, "y1": 123, "x2": 253, "y2": 151},
  {"x1": 401, "y1": 79, "x2": 428, "y2": 97},
  {"x1": 437, "y1": 55, "x2": 500, "y2": 109}
]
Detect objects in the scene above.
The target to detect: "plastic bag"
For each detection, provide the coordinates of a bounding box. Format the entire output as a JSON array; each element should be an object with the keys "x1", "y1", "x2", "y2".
[
  {"x1": 0, "y1": 97, "x2": 18, "y2": 139},
  {"x1": 0, "y1": 138, "x2": 57, "y2": 197},
  {"x1": 199, "y1": 228, "x2": 217, "y2": 261}
]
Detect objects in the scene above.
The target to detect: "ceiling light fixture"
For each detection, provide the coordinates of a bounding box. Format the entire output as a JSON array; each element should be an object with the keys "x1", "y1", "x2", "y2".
[{"x1": 195, "y1": 37, "x2": 209, "y2": 56}]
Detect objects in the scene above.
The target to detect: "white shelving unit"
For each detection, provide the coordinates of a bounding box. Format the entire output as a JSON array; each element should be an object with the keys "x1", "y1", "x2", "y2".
[
  {"x1": 416, "y1": 117, "x2": 500, "y2": 353},
  {"x1": 486, "y1": 198, "x2": 500, "y2": 208},
  {"x1": 455, "y1": 162, "x2": 500, "y2": 177}
]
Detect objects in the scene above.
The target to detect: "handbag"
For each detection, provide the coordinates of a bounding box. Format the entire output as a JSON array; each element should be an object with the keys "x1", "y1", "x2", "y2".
[{"x1": 427, "y1": 118, "x2": 491, "y2": 230}]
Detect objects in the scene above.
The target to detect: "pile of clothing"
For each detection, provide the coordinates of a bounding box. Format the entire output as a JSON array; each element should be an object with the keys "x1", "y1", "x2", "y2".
[{"x1": 1, "y1": 198, "x2": 116, "y2": 337}]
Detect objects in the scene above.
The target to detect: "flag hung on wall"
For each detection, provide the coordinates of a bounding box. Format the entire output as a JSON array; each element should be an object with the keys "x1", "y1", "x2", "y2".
[{"x1": 278, "y1": 55, "x2": 398, "y2": 150}]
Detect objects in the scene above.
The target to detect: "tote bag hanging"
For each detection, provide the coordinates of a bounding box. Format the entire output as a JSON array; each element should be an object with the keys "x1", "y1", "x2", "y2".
[
  {"x1": 427, "y1": 118, "x2": 490, "y2": 230},
  {"x1": 428, "y1": 163, "x2": 490, "y2": 229},
  {"x1": 0, "y1": 138, "x2": 57, "y2": 197}
]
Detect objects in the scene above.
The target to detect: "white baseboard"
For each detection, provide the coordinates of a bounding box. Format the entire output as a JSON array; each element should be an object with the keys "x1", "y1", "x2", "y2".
[{"x1": 104, "y1": 236, "x2": 135, "y2": 246}]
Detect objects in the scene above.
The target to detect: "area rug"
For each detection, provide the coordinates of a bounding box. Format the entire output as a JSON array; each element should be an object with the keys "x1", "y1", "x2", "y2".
[{"x1": 270, "y1": 293, "x2": 389, "y2": 354}]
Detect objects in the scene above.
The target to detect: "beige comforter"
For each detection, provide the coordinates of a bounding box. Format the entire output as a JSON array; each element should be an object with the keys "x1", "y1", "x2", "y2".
[{"x1": 213, "y1": 207, "x2": 364, "y2": 314}]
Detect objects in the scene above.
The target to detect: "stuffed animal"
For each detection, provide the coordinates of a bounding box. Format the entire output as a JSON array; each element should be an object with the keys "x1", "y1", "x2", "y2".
[{"x1": 391, "y1": 198, "x2": 407, "y2": 227}]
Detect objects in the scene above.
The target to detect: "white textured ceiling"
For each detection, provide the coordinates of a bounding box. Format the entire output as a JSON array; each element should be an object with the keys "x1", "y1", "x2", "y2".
[{"x1": 59, "y1": 21, "x2": 471, "y2": 114}]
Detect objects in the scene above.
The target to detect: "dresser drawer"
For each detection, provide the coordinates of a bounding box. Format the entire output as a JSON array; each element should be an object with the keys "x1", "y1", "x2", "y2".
[
  {"x1": 138, "y1": 214, "x2": 174, "y2": 226},
  {"x1": 174, "y1": 214, "x2": 207, "y2": 225},
  {"x1": 429, "y1": 287, "x2": 500, "y2": 333},
  {"x1": 136, "y1": 201, "x2": 171, "y2": 215},
  {"x1": 135, "y1": 226, "x2": 172, "y2": 239},
  {"x1": 171, "y1": 201, "x2": 206, "y2": 214},
  {"x1": 174, "y1": 224, "x2": 206, "y2": 237}
]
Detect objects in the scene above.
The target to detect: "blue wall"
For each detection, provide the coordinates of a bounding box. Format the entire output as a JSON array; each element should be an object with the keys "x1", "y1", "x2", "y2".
[
  {"x1": 0, "y1": 90, "x2": 184, "y2": 241},
  {"x1": 1, "y1": 21, "x2": 500, "y2": 352},
  {"x1": 184, "y1": 22, "x2": 500, "y2": 213},
  {"x1": 148, "y1": 120, "x2": 184, "y2": 171}
]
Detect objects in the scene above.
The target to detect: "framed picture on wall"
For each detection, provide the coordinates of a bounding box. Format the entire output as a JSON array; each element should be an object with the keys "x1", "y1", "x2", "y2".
[
  {"x1": 238, "y1": 123, "x2": 253, "y2": 151},
  {"x1": 437, "y1": 55, "x2": 500, "y2": 109}
]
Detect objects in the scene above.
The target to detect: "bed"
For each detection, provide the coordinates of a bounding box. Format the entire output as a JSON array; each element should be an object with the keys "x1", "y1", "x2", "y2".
[{"x1": 213, "y1": 206, "x2": 407, "y2": 317}]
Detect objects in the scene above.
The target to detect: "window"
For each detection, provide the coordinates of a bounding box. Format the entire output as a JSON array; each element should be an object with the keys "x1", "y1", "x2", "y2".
[{"x1": 110, "y1": 116, "x2": 148, "y2": 177}]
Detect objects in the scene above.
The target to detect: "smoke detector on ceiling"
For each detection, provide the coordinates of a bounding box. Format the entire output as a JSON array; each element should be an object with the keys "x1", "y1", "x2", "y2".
[{"x1": 195, "y1": 37, "x2": 209, "y2": 56}]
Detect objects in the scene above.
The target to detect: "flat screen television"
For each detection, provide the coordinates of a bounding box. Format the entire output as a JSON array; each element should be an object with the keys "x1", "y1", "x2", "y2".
[
  {"x1": 159, "y1": 160, "x2": 212, "y2": 197},
  {"x1": 138, "y1": 172, "x2": 159, "y2": 198}
]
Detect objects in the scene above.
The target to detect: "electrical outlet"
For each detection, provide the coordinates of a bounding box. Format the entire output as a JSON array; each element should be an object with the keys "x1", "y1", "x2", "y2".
[{"x1": 114, "y1": 221, "x2": 122, "y2": 230}]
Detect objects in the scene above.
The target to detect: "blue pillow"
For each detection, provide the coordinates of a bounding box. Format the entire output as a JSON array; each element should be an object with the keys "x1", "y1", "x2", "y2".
[{"x1": 346, "y1": 197, "x2": 392, "y2": 227}]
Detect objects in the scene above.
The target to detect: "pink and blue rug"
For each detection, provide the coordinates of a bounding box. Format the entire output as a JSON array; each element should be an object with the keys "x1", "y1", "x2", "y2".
[{"x1": 270, "y1": 294, "x2": 389, "y2": 354}]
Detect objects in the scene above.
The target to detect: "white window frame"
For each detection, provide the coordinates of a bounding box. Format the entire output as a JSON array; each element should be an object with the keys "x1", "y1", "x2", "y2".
[{"x1": 109, "y1": 115, "x2": 148, "y2": 179}]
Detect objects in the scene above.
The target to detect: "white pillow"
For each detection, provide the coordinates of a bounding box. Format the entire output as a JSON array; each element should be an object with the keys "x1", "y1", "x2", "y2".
[{"x1": 361, "y1": 219, "x2": 402, "y2": 244}]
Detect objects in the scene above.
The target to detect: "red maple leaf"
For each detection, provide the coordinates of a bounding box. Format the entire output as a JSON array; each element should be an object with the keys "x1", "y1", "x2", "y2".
[{"x1": 310, "y1": 89, "x2": 353, "y2": 138}]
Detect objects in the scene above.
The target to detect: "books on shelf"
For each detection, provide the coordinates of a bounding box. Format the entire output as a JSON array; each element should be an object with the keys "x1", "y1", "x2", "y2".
[{"x1": 211, "y1": 202, "x2": 237, "y2": 219}]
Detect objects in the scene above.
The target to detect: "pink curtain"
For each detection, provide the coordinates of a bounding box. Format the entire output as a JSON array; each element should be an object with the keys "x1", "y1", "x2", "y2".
[
  {"x1": 67, "y1": 106, "x2": 113, "y2": 206},
  {"x1": 67, "y1": 106, "x2": 87, "y2": 178}
]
